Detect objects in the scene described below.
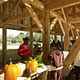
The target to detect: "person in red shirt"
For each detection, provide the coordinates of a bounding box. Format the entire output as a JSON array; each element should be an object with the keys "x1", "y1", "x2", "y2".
[{"x1": 17, "y1": 37, "x2": 32, "y2": 60}]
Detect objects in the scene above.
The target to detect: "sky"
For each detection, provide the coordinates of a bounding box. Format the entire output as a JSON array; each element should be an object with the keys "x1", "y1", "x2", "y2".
[{"x1": 0, "y1": 28, "x2": 27, "y2": 37}]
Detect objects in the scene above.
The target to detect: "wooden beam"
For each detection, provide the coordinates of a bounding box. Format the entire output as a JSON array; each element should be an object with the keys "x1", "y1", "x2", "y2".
[
  {"x1": 50, "y1": 11, "x2": 66, "y2": 23},
  {"x1": 76, "y1": 26, "x2": 80, "y2": 29},
  {"x1": 50, "y1": 18, "x2": 57, "y2": 31},
  {"x1": 0, "y1": 0, "x2": 8, "y2": 4},
  {"x1": 8, "y1": 0, "x2": 20, "y2": 17},
  {"x1": 61, "y1": 8, "x2": 78, "y2": 39},
  {"x1": 2, "y1": 24, "x2": 7, "y2": 66},
  {"x1": 42, "y1": 10, "x2": 50, "y2": 64},
  {"x1": 67, "y1": 17, "x2": 80, "y2": 24},
  {"x1": 8, "y1": 23, "x2": 40, "y2": 31},
  {"x1": 41, "y1": 0, "x2": 49, "y2": 4},
  {"x1": 64, "y1": 24, "x2": 69, "y2": 51},
  {"x1": 8, "y1": 23, "x2": 29, "y2": 28},
  {"x1": 30, "y1": 18, "x2": 33, "y2": 55},
  {"x1": 51, "y1": 10, "x2": 77, "y2": 37},
  {"x1": 70, "y1": 27, "x2": 74, "y2": 39},
  {"x1": 73, "y1": 28, "x2": 77, "y2": 40},
  {"x1": 58, "y1": 20, "x2": 65, "y2": 36},
  {"x1": 22, "y1": 0, "x2": 44, "y2": 11},
  {"x1": 47, "y1": 0, "x2": 80, "y2": 10},
  {"x1": 25, "y1": 3, "x2": 43, "y2": 32},
  {"x1": 61, "y1": 8, "x2": 67, "y2": 21},
  {"x1": 76, "y1": 29, "x2": 80, "y2": 37},
  {"x1": 4, "y1": 7, "x2": 42, "y2": 25},
  {"x1": 4, "y1": 12, "x2": 30, "y2": 24},
  {"x1": 63, "y1": 36, "x2": 80, "y2": 77}
]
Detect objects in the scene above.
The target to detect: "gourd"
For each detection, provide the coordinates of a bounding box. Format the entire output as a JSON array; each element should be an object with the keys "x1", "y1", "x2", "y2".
[
  {"x1": 26, "y1": 59, "x2": 38, "y2": 73},
  {"x1": 4, "y1": 64, "x2": 19, "y2": 80}
]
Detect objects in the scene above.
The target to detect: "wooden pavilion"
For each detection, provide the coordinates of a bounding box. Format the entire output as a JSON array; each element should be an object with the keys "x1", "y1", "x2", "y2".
[{"x1": 0, "y1": 0, "x2": 80, "y2": 77}]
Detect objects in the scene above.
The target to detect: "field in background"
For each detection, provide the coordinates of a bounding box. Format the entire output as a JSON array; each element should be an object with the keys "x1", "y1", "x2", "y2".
[{"x1": 0, "y1": 43, "x2": 20, "y2": 50}]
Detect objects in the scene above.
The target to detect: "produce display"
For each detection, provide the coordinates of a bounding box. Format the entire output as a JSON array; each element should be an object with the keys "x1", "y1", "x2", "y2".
[
  {"x1": 16, "y1": 63, "x2": 26, "y2": 76},
  {"x1": 3, "y1": 64, "x2": 19, "y2": 80},
  {"x1": 1, "y1": 52, "x2": 44, "y2": 80},
  {"x1": 26, "y1": 60, "x2": 38, "y2": 73}
]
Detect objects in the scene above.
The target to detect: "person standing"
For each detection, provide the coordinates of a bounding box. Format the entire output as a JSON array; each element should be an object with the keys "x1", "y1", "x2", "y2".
[
  {"x1": 56, "y1": 40, "x2": 61, "y2": 50},
  {"x1": 17, "y1": 37, "x2": 32, "y2": 62},
  {"x1": 49, "y1": 44, "x2": 64, "y2": 80}
]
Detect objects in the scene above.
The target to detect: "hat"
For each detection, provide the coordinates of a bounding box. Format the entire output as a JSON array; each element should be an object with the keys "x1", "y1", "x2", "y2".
[{"x1": 23, "y1": 37, "x2": 29, "y2": 41}]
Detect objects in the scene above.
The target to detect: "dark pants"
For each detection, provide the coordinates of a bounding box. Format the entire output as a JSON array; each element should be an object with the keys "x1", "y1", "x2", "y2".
[
  {"x1": 50, "y1": 69, "x2": 62, "y2": 80},
  {"x1": 74, "y1": 66, "x2": 80, "y2": 80}
]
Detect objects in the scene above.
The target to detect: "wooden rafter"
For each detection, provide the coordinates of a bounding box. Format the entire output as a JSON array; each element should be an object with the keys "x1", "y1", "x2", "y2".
[
  {"x1": 47, "y1": 0, "x2": 80, "y2": 10},
  {"x1": 0, "y1": 19, "x2": 3, "y2": 24},
  {"x1": 9, "y1": 0, "x2": 20, "y2": 17},
  {"x1": 67, "y1": 17, "x2": 80, "y2": 24},
  {"x1": 76, "y1": 29, "x2": 80, "y2": 37},
  {"x1": 50, "y1": 18, "x2": 57, "y2": 31},
  {"x1": 8, "y1": 23, "x2": 40, "y2": 31},
  {"x1": 22, "y1": 0, "x2": 44, "y2": 11},
  {"x1": 4, "y1": 12, "x2": 30, "y2": 24},
  {"x1": 0, "y1": 0, "x2": 8, "y2": 4},
  {"x1": 0, "y1": 0, "x2": 22, "y2": 25},
  {"x1": 70, "y1": 27, "x2": 74, "y2": 38},
  {"x1": 8, "y1": 23, "x2": 28, "y2": 28},
  {"x1": 50, "y1": 11, "x2": 66, "y2": 23},
  {"x1": 61, "y1": 8, "x2": 67, "y2": 21},
  {"x1": 58, "y1": 20, "x2": 65, "y2": 36},
  {"x1": 76, "y1": 26, "x2": 80, "y2": 29},
  {"x1": 61, "y1": 8, "x2": 77, "y2": 38},
  {"x1": 63, "y1": 36, "x2": 80, "y2": 76},
  {"x1": 25, "y1": 3, "x2": 43, "y2": 32},
  {"x1": 4, "y1": 7, "x2": 42, "y2": 25}
]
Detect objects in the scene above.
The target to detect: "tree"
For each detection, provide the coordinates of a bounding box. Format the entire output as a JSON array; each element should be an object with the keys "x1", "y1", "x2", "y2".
[
  {"x1": 7, "y1": 34, "x2": 14, "y2": 44},
  {"x1": 15, "y1": 32, "x2": 25, "y2": 43},
  {"x1": 25, "y1": 32, "x2": 30, "y2": 38}
]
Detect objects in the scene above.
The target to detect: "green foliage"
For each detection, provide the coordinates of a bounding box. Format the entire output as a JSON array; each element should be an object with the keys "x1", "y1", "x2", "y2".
[
  {"x1": 25, "y1": 32, "x2": 30, "y2": 38},
  {"x1": 15, "y1": 32, "x2": 25, "y2": 43},
  {"x1": 33, "y1": 33, "x2": 42, "y2": 42}
]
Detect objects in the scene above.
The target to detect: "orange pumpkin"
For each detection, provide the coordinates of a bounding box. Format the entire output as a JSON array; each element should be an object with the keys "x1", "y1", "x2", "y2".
[
  {"x1": 3, "y1": 64, "x2": 9, "y2": 73},
  {"x1": 4, "y1": 64, "x2": 19, "y2": 80},
  {"x1": 26, "y1": 60, "x2": 38, "y2": 73}
]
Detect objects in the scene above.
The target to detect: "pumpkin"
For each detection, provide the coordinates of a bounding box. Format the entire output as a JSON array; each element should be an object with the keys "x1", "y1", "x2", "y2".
[
  {"x1": 16, "y1": 62, "x2": 26, "y2": 76},
  {"x1": 26, "y1": 60, "x2": 38, "y2": 73},
  {"x1": 4, "y1": 64, "x2": 19, "y2": 80},
  {"x1": 2, "y1": 64, "x2": 9, "y2": 73}
]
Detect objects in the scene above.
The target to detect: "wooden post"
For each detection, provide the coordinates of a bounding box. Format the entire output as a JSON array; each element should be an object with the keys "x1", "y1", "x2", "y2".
[
  {"x1": 61, "y1": 35, "x2": 64, "y2": 50},
  {"x1": 73, "y1": 29, "x2": 76, "y2": 40},
  {"x1": 42, "y1": 10, "x2": 50, "y2": 64},
  {"x1": 30, "y1": 28, "x2": 33, "y2": 55},
  {"x1": 63, "y1": 36, "x2": 80, "y2": 77},
  {"x1": 2, "y1": 3, "x2": 7, "y2": 66},
  {"x1": 2, "y1": 25, "x2": 7, "y2": 66},
  {"x1": 30, "y1": 18, "x2": 33, "y2": 55},
  {"x1": 64, "y1": 24, "x2": 69, "y2": 51}
]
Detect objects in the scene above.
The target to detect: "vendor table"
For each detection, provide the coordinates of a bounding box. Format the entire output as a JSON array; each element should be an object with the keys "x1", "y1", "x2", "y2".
[
  {"x1": 0, "y1": 65, "x2": 62, "y2": 80},
  {"x1": 0, "y1": 64, "x2": 48, "y2": 80}
]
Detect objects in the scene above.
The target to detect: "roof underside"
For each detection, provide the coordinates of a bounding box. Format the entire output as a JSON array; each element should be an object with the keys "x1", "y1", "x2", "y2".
[{"x1": 0, "y1": 0, "x2": 80, "y2": 36}]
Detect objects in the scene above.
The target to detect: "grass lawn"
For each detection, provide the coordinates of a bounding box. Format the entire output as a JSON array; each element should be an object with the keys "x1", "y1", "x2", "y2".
[{"x1": 0, "y1": 43, "x2": 21, "y2": 50}]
